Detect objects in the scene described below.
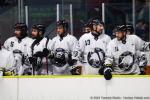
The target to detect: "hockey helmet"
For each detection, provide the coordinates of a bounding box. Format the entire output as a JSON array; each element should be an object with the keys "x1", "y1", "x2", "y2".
[
  {"x1": 32, "y1": 24, "x2": 46, "y2": 34},
  {"x1": 56, "y1": 20, "x2": 68, "y2": 30},
  {"x1": 14, "y1": 23, "x2": 27, "y2": 33},
  {"x1": 113, "y1": 25, "x2": 127, "y2": 34},
  {"x1": 88, "y1": 18, "x2": 104, "y2": 30}
]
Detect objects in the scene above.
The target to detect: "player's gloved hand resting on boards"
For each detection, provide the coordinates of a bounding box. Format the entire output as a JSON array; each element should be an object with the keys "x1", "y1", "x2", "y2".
[{"x1": 103, "y1": 64, "x2": 113, "y2": 80}]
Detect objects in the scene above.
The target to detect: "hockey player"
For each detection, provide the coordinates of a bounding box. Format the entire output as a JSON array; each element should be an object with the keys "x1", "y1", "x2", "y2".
[
  {"x1": 4, "y1": 23, "x2": 32, "y2": 51},
  {"x1": 0, "y1": 34, "x2": 16, "y2": 76},
  {"x1": 3, "y1": 23, "x2": 33, "y2": 75},
  {"x1": 104, "y1": 25, "x2": 147, "y2": 80},
  {"x1": 126, "y1": 24, "x2": 149, "y2": 74},
  {"x1": 28, "y1": 24, "x2": 50, "y2": 75},
  {"x1": 78, "y1": 19, "x2": 111, "y2": 75},
  {"x1": 47, "y1": 20, "x2": 80, "y2": 75}
]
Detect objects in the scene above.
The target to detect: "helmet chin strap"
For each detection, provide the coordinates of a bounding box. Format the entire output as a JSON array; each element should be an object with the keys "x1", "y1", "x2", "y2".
[{"x1": 91, "y1": 32, "x2": 100, "y2": 40}]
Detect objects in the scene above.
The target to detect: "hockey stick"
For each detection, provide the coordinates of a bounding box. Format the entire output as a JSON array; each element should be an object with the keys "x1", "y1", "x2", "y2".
[{"x1": 45, "y1": 37, "x2": 50, "y2": 75}]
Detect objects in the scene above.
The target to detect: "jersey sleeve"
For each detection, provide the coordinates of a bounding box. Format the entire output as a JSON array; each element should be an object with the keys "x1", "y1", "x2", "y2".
[
  {"x1": 26, "y1": 39, "x2": 34, "y2": 57},
  {"x1": 70, "y1": 37, "x2": 80, "y2": 60},
  {"x1": 47, "y1": 38, "x2": 56, "y2": 51},
  {"x1": 78, "y1": 35, "x2": 86, "y2": 53},
  {"x1": 133, "y1": 35, "x2": 145, "y2": 50},
  {"x1": 5, "y1": 51, "x2": 16, "y2": 71},
  {"x1": 3, "y1": 38, "x2": 11, "y2": 50},
  {"x1": 104, "y1": 40, "x2": 114, "y2": 65}
]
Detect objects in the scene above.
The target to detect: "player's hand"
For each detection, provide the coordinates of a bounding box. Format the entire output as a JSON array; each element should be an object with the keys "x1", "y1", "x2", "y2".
[
  {"x1": 70, "y1": 66, "x2": 82, "y2": 75},
  {"x1": 104, "y1": 67, "x2": 112, "y2": 80},
  {"x1": 98, "y1": 66, "x2": 105, "y2": 75},
  {"x1": 139, "y1": 66, "x2": 146, "y2": 75},
  {"x1": 34, "y1": 51, "x2": 43, "y2": 57},
  {"x1": 48, "y1": 50, "x2": 54, "y2": 59},
  {"x1": 4, "y1": 71, "x2": 14, "y2": 76},
  {"x1": 103, "y1": 64, "x2": 113, "y2": 80},
  {"x1": 104, "y1": 69, "x2": 112, "y2": 80},
  {"x1": 68, "y1": 59, "x2": 77, "y2": 66},
  {"x1": 43, "y1": 48, "x2": 49, "y2": 57},
  {"x1": 29, "y1": 57, "x2": 36, "y2": 63}
]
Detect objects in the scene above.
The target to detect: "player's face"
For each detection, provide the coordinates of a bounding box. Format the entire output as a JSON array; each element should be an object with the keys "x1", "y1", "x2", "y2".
[
  {"x1": 31, "y1": 29, "x2": 39, "y2": 38},
  {"x1": 115, "y1": 31, "x2": 126, "y2": 41},
  {"x1": 14, "y1": 29, "x2": 22, "y2": 38},
  {"x1": 57, "y1": 26, "x2": 65, "y2": 36},
  {"x1": 93, "y1": 24, "x2": 104, "y2": 34}
]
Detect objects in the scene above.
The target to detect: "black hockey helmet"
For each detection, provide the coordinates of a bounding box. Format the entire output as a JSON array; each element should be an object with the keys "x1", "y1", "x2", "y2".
[
  {"x1": 56, "y1": 20, "x2": 68, "y2": 30},
  {"x1": 113, "y1": 25, "x2": 127, "y2": 34},
  {"x1": 32, "y1": 24, "x2": 46, "y2": 34},
  {"x1": 126, "y1": 24, "x2": 134, "y2": 34},
  {"x1": 14, "y1": 23, "x2": 28, "y2": 33},
  {"x1": 89, "y1": 18, "x2": 104, "y2": 30}
]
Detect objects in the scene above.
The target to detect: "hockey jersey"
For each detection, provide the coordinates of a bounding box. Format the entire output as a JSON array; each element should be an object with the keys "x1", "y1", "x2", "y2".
[
  {"x1": 79, "y1": 32, "x2": 111, "y2": 64},
  {"x1": 105, "y1": 34, "x2": 145, "y2": 74}
]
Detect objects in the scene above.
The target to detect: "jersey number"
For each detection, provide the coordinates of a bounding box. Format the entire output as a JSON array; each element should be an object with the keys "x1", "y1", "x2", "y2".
[
  {"x1": 10, "y1": 41, "x2": 14, "y2": 47},
  {"x1": 85, "y1": 40, "x2": 90, "y2": 46}
]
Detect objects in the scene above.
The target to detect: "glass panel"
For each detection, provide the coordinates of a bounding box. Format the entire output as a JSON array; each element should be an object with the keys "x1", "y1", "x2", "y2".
[
  {"x1": 26, "y1": 0, "x2": 61, "y2": 38},
  {"x1": 135, "y1": 1, "x2": 150, "y2": 41},
  {"x1": 0, "y1": 0, "x2": 18, "y2": 43},
  {"x1": 105, "y1": 3, "x2": 133, "y2": 37}
]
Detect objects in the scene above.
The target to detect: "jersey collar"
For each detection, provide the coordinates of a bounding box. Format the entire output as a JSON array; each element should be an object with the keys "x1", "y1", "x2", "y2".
[{"x1": 90, "y1": 32, "x2": 104, "y2": 40}]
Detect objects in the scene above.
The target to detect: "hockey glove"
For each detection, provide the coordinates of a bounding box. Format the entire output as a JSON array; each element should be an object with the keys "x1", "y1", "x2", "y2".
[
  {"x1": 48, "y1": 50, "x2": 54, "y2": 59},
  {"x1": 4, "y1": 71, "x2": 14, "y2": 76},
  {"x1": 139, "y1": 66, "x2": 146, "y2": 75},
  {"x1": 34, "y1": 51, "x2": 43, "y2": 58},
  {"x1": 43, "y1": 48, "x2": 49, "y2": 57},
  {"x1": 98, "y1": 66, "x2": 105, "y2": 75},
  {"x1": 70, "y1": 66, "x2": 82, "y2": 75},
  {"x1": 29, "y1": 57, "x2": 37, "y2": 64},
  {"x1": 68, "y1": 59, "x2": 78, "y2": 66},
  {"x1": 103, "y1": 64, "x2": 112, "y2": 80}
]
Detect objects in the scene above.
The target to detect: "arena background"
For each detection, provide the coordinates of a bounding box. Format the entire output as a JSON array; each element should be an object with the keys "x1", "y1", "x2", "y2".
[{"x1": 0, "y1": 0, "x2": 149, "y2": 43}]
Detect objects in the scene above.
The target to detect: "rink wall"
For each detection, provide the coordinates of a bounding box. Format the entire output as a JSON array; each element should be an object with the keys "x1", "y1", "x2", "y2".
[{"x1": 0, "y1": 75, "x2": 150, "y2": 100}]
